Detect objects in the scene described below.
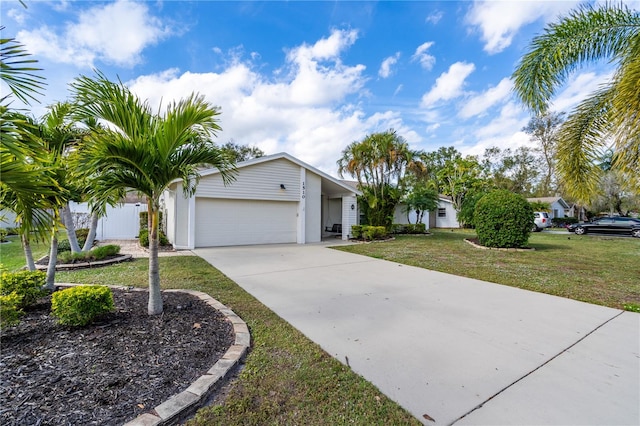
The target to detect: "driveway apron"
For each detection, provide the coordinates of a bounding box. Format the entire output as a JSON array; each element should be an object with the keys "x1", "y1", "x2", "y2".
[{"x1": 195, "y1": 243, "x2": 639, "y2": 425}]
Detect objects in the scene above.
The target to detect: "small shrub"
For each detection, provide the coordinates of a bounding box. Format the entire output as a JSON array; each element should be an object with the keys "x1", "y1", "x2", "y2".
[
  {"x1": 91, "y1": 244, "x2": 120, "y2": 260},
  {"x1": 363, "y1": 226, "x2": 387, "y2": 240},
  {"x1": 57, "y1": 239, "x2": 71, "y2": 253},
  {"x1": 138, "y1": 229, "x2": 169, "y2": 247},
  {"x1": 474, "y1": 190, "x2": 533, "y2": 248},
  {"x1": 51, "y1": 285, "x2": 115, "y2": 326},
  {"x1": 623, "y1": 303, "x2": 640, "y2": 313},
  {"x1": 351, "y1": 225, "x2": 363, "y2": 239},
  {"x1": 5, "y1": 227, "x2": 19, "y2": 236},
  {"x1": 0, "y1": 292, "x2": 23, "y2": 327},
  {"x1": 0, "y1": 228, "x2": 7, "y2": 242},
  {"x1": 406, "y1": 223, "x2": 426, "y2": 234},
  {"x1": 0, "y1": 270, "x2": 47, "y2": 307},
  {"x1": 390, "y1": 224, "x2": 407, "y2": 234},
  {"x1": 75, "y1": 228, "x2": 90, "y2": 240}
]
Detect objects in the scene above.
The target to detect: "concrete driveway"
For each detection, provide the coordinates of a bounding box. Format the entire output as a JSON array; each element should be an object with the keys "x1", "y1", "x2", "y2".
[{"x1": 195, "y1": 243, "x2": 639, "y2": 425}]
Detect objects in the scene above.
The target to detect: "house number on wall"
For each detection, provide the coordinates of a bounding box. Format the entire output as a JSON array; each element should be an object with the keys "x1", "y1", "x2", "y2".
[{"x1": 301, "y1": 181, "x2": 306, "y2": 199}]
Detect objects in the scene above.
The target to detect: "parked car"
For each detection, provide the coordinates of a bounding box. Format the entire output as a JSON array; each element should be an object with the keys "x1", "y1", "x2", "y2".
[
  {"x1": 532, "y1": 212, "x2": 550, "y2": 232},
  {"x1": 568, "y1": 217, "x2": 640, "y2": 237}
]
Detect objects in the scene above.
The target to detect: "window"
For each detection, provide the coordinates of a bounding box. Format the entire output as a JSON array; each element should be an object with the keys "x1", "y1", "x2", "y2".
[{"x1": 438, "y1": 208, "x2": 446, "y2": 218}]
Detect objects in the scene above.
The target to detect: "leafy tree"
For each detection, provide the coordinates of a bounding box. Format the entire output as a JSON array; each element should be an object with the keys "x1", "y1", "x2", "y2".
[
  {"x1": 418, "y1": 146, "x2": 461, "y2": 191},
  {"x1": 403, "y1": 183, "x2": 438, "y2": 224},
  {"x1": 457, "y1": 190, "x2": 488, "y2": 229},
  {"x1": 481, "y1": 146, "x2": 541, "y2": 196},
  {"x1": 220, "y1": 140, "x2": 265, "y2": 163},
  {"x1": 512, "y1": 4, "x2": 640, "y2": 203},
  {"x1": 437, "y1": 155, "x2": 486, "y2": 222},
  {"x1": 522, "y1": 112, "x2": 565, "y2": 196},
  {"x1": 71, "y1": 71, "x2": 235, "y2": 315},
  {"x1": 337, "y1": 129, "x2": 422, "y2": 227},
  {"x1": 528, "y1": 200, "x2": 552, "y2": 212}
]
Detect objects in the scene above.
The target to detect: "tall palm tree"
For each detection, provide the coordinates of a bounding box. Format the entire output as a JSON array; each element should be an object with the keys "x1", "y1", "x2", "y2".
[
  {"x1": 71, "y1": 72, "x2": 235, "y2": 315},
  {"x1": 512, "y1": 4, "x2": 640, "y2": 203}
]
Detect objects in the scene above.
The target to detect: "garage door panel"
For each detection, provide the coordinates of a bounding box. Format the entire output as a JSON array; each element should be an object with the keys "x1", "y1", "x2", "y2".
[{"x1": 195, "y1": 198, "x2": 297, "y2": 247}]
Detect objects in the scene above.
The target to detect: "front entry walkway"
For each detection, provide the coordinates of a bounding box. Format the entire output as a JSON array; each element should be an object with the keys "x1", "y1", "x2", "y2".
[{"x1": 195, "y1": 243, "x2": 639, "y2": 425}]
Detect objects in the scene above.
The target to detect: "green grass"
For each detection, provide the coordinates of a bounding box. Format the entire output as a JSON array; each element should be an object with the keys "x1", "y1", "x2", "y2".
[
  {"x1": 0, "y1": 235, "x2": 50, "y2": 271},
  {"x1": 57, "y1": 257, "x2": 419, "y2": 425},
  {"x1": 336, "y1": 230, "x2": 640, "y2": 310}
]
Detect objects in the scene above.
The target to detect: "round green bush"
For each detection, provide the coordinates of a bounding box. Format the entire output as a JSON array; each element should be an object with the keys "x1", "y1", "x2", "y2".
[
  {"x1": 474, "y1": 190, "x2": 534, "y2": 248},
  {"x1": 51, "y1": 285, "x2": 115, "y2": 326}
]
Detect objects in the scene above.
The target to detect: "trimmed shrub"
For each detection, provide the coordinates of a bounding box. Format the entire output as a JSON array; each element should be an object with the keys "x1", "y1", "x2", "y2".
[
  {"x1": 51, "y1": 286, "x2": 115, "y2": 326},
  {"x1": 363, "y1": 226, "x2": 387, "y2": 240},
  {"x1": 474, "y1": 190, "x2": 533, "y2": 248},
  {"x1": 91, "y1": 244, "x2": 120, "y2": 260},
  {"x1": 0, "y1": 270, "x2": 47, "y2": 307},
  {"x1": 75, "y1": 228, "x2": 90, "y2": 241},
  {"x1": 138, "y1": 229, "x2": 169, "y2": 247},
  {"x1": 351, "y1": 225, "x2": 363, "y2": 239},
  {"x1": 406, "y1": 223, "x2": 426, "y2": 234},
  {"x1": 0, "y1": 228, "x2": 7, "y2": 242},
  {"x1": 0, "y1": 292, "x2": 23, "y2": 327},
  {"x1": 57, "y1": 237, "x2": 87, "y2": 253},
  {"x1": 390, "y1": 223, "x2": 426, "y2": 234}
]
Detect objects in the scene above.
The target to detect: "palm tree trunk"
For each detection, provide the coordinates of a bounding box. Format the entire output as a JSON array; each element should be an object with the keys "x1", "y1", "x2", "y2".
[
  {"x1": 45, "y1": 234, "x2": 58, "y2": 291},
  {"x1": 21, "y1": 233, "x2": 36, "y2": 271},
  {"x1": 82, "y1": 212, "x2": 99, "y2": 251},
  {"x1": 61, "y1": 205, "x2": 82, "y2": 253},
  {"x1": 147, "y1": 203, "x2": 163, "y2": 315}
]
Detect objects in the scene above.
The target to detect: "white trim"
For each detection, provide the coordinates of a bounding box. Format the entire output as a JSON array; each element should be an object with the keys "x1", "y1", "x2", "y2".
[
  {"x1": 187, "y1": 194, "x2": 196, "y2": 250},
  {"x1": 297, "y1": 167, "x2": 306, "y2": 244},
  {"x1": 189, "y1": 152, "x2": 362, "y2": 196}
]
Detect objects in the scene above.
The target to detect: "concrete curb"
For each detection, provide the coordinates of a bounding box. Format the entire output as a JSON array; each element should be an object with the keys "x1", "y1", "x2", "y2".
[
  {"x1": 55, "y1": 283, "x2": 250, "y2": 426},
  {"x1": 35, "y1": 254, "x2": 134, "y2": 271}
]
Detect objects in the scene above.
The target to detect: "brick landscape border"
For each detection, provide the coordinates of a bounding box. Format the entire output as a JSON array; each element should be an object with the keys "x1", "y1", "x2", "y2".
[{"x1": 57, "y1": 284, "x2": 250, "y2": 426}]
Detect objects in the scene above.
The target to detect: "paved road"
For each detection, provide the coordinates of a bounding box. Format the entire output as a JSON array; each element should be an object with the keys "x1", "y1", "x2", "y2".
[{"x1": 195, "y1": 243, "x2": 640, "y2": 425}]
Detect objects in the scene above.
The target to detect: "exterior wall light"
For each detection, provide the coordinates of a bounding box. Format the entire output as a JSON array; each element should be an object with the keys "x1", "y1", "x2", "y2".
[{"x1": 280, "y1": 184, "x2": 286, "y2": 190}]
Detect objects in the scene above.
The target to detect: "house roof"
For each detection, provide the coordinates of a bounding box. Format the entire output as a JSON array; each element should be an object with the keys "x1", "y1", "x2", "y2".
[
  {"x1": 527, "y1": 197, "x2": 570, "y2": 209},
  {"x1": 197, "y1": 152, "x2": 362, "y2": 197}
]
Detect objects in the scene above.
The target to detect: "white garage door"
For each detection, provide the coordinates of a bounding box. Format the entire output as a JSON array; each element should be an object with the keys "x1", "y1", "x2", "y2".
[{"x1": 195, "y1": 198, "x2": 298, "y2": 247}]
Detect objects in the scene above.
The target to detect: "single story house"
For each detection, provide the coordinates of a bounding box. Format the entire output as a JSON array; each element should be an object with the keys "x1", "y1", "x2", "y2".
[
  {"x1": 527, "y1": 197, "x2": 570, "y2": 219},
  {"x1": 163, "y1": 153, "x2": 361, "y2": 249},
  {"x1": 393, "y1": 196, "x2": 459, "y2": 228}
]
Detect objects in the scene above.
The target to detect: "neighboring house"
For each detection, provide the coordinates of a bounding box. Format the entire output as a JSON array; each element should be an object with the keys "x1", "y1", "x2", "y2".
[
  {"x1": 0, "y1": 209, "x2": 18, "y2": 229},
  {"x1": 527, "y1": 197, "x2": 570, "y2": 219},
  {"x1": 393, "y1": 196, "x2": 460, "y2": 229},
  {"x1": 163, "y1": 153, "x2": 361, "y2": 249}
]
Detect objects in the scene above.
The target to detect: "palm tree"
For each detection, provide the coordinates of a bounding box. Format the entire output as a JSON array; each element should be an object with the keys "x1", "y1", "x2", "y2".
[
  {"x1": 71, "y1": 72, "x2": 235, "y2": 315},
  {"x1": 337, "y1": 129, "x2": 421, "y2": 226},
  {"x1": 512, "y1": 4, "x2": 640, "y2": 203}
]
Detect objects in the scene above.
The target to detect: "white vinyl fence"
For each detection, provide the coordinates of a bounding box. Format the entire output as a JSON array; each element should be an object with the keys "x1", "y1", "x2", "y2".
[{"x1": 70, "y1": 202, "x2": 147, "y2": 240}]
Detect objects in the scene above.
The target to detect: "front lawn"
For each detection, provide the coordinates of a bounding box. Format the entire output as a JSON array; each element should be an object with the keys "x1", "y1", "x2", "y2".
[
  {"x1": 57, "y1": 257, "x2": 419, "y2": 425},
  {"x1": 0, "y1": 235, "x2": 50, "y2": 271},
  {"x1": 336, "y1": 230, "x2": 640, "y2": 310}
]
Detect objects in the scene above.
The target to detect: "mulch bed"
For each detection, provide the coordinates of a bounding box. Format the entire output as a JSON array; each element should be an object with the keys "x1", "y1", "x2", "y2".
[{"x1": 0, "y1": 288, "x2": 235, "y2": 426}]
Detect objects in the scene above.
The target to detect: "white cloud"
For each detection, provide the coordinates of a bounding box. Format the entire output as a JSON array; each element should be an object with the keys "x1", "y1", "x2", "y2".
[
  {"x1": 459, "y1": 77, "x2": 513, "y2": 119},
  {"x1": 379, "y1": 52, "x2": 401, "y2": 78},
  {"x1": 425, "y1": 10, "x2": 444, "y2": 25},
  {"x1": 465, "y1": 1, "x2": 579, "y2": 54},
  {"x1": 125, "y1": 31, "x2": 412, "y2": 176},
  {"x1": 16, "y1": 0, "x2": 170, "y2": 68},
  {"x1": 421, "y1": 62, "x2": 475, "y2": 107},
  {"x1": 550, "y1": 71, "x2": 613, "y2": 113},
  {"x1": 7, "y1": 7, "x2": 27, "y2": 25},
  {"x1": 393, "y1": 84, "x2": 404, "y2": 96},
  {"x1": 411, "y1": 42, "x2": 436, "y2": 71}
]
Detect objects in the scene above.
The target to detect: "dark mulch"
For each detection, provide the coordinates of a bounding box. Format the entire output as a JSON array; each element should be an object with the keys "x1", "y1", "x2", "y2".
[
  {"x1": 0, "y1": 288, "x2": 235, "y2": 426},
  {"x1": 35, "y1": 254, "x2": 127, "y2": 266}
]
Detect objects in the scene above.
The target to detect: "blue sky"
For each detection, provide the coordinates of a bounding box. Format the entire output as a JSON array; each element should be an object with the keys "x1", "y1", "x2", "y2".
[{"x1": 2, "y1": 0, "x2": 633, "y2": 176}]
